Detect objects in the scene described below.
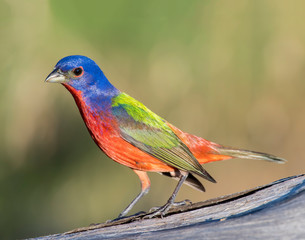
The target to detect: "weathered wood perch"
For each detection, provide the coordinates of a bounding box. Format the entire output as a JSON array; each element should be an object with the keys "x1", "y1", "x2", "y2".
[{"x1": 31, "y1": 174, "x2": 305, "y2": 240}]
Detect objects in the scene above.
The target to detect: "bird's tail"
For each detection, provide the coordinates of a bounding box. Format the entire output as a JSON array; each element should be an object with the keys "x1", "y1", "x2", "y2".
[
  {"x1": 166, "y1": 122, "x2": 286, "y2": 164},
  {"x1": 214, "y1": 145, "x2": 286, "y2": 164}
]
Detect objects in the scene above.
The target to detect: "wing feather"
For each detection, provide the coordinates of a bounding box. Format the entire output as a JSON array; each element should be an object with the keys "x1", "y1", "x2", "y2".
[{"x1": 112, "y1": 93, "x2": 215, "y2": 183}]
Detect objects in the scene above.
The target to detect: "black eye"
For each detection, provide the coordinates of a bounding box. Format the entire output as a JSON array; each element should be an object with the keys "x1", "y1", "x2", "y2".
[{"x1": 72, "y1": 67, "x2": 83, "y2": 77}]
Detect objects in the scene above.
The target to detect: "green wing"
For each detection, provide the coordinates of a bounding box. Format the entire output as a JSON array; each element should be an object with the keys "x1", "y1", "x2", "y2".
[{"x1": 112, "y1": 93, "x2": 215, "y2": 182}]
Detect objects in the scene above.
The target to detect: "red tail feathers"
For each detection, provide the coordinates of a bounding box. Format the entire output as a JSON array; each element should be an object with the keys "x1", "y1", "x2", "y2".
[
  {"x1": 167, "y1": 123, "x2": 286, "y2": 165},
  {"x1": 167, "y1": 123, "x2": 232, "y2": 164}
]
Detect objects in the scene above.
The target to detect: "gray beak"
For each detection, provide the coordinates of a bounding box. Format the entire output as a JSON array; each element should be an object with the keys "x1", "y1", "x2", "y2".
[{"x1": 45, "y1": 69, "x2": 67, "y2": 83}]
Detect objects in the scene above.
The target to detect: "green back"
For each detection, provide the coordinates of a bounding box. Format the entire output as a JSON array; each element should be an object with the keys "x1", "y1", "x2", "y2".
[{"x1": 112, "y1": 93, "x2": 215, "y2": 182}]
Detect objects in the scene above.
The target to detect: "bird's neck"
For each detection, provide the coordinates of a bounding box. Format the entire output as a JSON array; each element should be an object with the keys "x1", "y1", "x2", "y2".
[
  {"x1": 63, "y1": 82, "x2": 119, "y2": 117},
  {"x1": 63, "y1": 83, "x2": 120, "y2": 145}
]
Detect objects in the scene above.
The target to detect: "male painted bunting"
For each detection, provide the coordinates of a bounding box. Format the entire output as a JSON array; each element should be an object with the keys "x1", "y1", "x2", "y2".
[{"x1": 45, "y1": 55, "x2": 286, "y2": 218}]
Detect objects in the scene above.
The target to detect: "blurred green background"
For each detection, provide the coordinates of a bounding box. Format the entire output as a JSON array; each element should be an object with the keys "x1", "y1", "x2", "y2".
[{"x1": 1, "y1": 0, "x2": 304, "y2": 238}]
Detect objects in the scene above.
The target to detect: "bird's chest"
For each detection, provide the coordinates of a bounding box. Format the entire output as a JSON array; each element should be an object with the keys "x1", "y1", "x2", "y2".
[
  {"x1": 80, "y1": 106, "x2": 119, "y2": 144},
  {"x1": 74, "y1": 96, "x2": 175, "y2": 172}
]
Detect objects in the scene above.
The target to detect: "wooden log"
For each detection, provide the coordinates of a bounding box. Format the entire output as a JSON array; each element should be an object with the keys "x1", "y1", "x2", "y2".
[{"x1": 31, "y1": 174, "x2": 305, "y2": 240}]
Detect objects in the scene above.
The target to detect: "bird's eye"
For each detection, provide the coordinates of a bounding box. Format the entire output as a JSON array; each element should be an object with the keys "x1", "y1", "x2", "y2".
[{"x1": 72, "y1": 67, "x2": 84, "y2": 77}]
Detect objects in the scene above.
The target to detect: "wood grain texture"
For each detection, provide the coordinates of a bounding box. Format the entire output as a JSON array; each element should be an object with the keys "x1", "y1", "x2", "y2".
[{"x1": 31, "y1": 174, "x2": 305, "y2": 240}]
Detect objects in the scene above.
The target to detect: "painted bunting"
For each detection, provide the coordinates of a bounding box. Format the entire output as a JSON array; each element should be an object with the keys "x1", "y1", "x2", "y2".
[{"x1": 45, "y1": 55, "x2": 286, "y2": 218}]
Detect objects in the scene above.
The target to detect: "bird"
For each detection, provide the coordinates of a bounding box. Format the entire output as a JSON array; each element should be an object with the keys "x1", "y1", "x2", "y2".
[{"x1": 45, "y1": 55, "x2": 286, "y2": 218}]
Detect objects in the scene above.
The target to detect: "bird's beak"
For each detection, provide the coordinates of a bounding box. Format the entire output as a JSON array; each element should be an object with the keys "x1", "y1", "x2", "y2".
[{"x1": 45, "y1": 69, "x2": 67, "y2": 83}]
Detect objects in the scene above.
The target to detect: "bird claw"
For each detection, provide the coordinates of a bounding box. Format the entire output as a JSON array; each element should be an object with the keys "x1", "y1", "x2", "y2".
[
  {"x1": 173, "y1": 199, "x2": 192, "y2": 206},
  {"x1": 109, "y1": 211, "x2": 147, "y2": 223},
  {"x1": 144, "y1": 203, "x2": 171, "y2": 219},
  {"x1": 145, "y1": 199, "x2": 192, "y2": 219}
]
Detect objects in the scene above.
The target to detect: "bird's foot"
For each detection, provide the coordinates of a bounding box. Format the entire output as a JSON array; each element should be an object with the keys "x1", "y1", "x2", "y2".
[
  {"x1": 144, "y1": 199, "x2": 192, "y2": 219},
  {"x1": 174, "y1": 199, "x2": 192, "y2": 206},
  {"x1": 107, "y1": 211, "x2": 146, "y2": 223},
  {"x1": 144, "y1": 202, "x2": 172, "y2": 219}
]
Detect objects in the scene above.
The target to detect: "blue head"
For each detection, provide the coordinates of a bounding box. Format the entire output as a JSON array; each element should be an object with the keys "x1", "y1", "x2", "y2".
[{"x1": 45, "y1": 55, "x2": 119, "y2": 97}]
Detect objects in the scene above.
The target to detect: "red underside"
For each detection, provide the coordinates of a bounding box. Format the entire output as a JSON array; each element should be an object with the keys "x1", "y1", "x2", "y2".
[{"x1": 64, "y1": 84, "x2": 232, "y2": 173}]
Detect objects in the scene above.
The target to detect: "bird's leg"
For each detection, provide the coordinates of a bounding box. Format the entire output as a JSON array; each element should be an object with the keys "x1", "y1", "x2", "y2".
[
  {"x1": 117, "y1": 170, "x2": 150, "y2": 219},
  {"x1": 145, "y1": 172, "x2": 189, "y2": 219}
]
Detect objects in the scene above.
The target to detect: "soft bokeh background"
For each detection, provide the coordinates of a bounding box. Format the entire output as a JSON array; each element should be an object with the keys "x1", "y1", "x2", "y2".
[{"x1": 1, "y1": 0, "x2": 304, "y2": 238}]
